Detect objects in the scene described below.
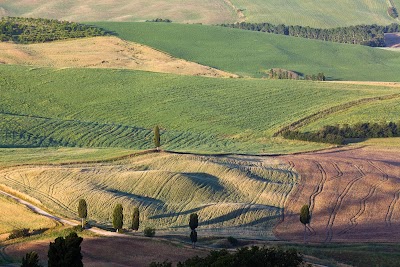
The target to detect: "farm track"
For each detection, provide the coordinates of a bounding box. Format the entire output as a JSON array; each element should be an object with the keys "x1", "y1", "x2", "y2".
[
  {"x1": 338, "y1": 161, "x2": 389, "y2": 235},
  {"x1": 324, "y1": 164, "x2": 365, "y2": 242}
]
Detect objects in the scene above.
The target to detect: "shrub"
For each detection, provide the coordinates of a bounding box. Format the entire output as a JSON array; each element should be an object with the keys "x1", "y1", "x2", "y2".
[
  {"x1": 149, "y1": 261, "x2": 172, "y2": 267},
  {"x1": 8, "y1": 228, "x2": 30, "y2": 240},
  {"x1": 21, "y1": 251, "x2": 41, "y2": 267},
  {"x1": 227, "y1": 236, "x2": 238, "y2": 246},
  {"x1": 144, "y1": 227, "x2": 155, "y2": 237}
]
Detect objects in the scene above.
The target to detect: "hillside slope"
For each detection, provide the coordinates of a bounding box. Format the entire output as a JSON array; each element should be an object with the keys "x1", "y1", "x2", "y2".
[
  {"x1": 0, "y1": 36, "x2": 234, "y2": 78},
  {"x1": 94, "y1": 22, "x2": 400, "y2": 81},
  {"x1": 0, "y1": 152, "x2": 297, "y2": 238},
  {"x1": 1, "y1": 65, "x2": 398, "y2": 153}
]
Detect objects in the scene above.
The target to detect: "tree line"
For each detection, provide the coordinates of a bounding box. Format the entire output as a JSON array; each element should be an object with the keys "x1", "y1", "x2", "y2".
[
  {"x1": 0, "y1": 17, "x2": 106, "y2": 44},
  {"x1": 282, "y1": 121, "x2": 400, "y2": 144},
  {"x1": 268, "y1": 68, "x2": 326, "y2": 81},
  {"x1": 218, "y1": 22, "x2": 400, "y2": 47}
]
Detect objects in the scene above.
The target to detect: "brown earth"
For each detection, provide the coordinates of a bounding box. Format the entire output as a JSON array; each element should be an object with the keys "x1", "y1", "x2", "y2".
[
  {"x1": 5, "y1": 235, "x2": 207, "y2": 266},
  {"x1": 0, "y1": 36, "x2": 237, "y2": 78},
  {"x1": 384, "y1": 33, "x2": 400, "y2": 49},
  {"x1": 274, "y1": 146, "x2": 400, "y2": 243}
]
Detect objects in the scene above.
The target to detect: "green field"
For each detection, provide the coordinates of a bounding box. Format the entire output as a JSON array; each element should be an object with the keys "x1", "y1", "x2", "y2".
[
  {"x1": 231, "y1": 0, "x2": 400, "y2": 28},
  {"x1": 94, "y1": 22, "x2": 400, "y2": 81},
  {"x1": 2, "y1": 65, "x2": 399, "y2": 153},
  {"x1": 0, "y1": 152, "x2": 296, "y2": 238},
  {"x1": 302, "y1": 97, "x2": 400, "y2": 132}
]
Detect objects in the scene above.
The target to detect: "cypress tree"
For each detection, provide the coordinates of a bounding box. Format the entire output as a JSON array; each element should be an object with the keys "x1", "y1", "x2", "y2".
[
  {"x1": 77, "y1": 199, "x2": 87, "y2": 228},
  {"x1": 113, "y1": 204, "x2": 123, "y2": 232},
  {"x1": 300, "y1": 205, "x2": 311, "y2": 243},
  {"x1": 131, "y1": 207, "x2": 139, "y2": 231},
  {"x1": 154, "y1": 125, "x2": 161, "y2": 151}
]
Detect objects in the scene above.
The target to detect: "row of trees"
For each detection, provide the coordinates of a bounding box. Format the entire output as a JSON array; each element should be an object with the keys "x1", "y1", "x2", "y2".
[
  {"x1": 282, "y1": 121, "x2": 400, "y2": 144},
  {"x1": 0, "y1": 17, "x2": 106, "y2": 44},
  {"x1": 268, "y1": 68, "x2": 326, "y2": 81},
  {"x1": 21, "y1": 232, "x2": 83, "y2": 267},
  {"x1": 219, "y1": 22, "x2": 400, "y2": 47}
]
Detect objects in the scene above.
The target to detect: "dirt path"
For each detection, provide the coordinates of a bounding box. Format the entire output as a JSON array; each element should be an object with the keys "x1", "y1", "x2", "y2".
[
  {"x1": 0, "y1": 189, "x2": 128, "y2": 238},
  {"x1": 223, "y1": 0, "x2": 246, "y2": 22}
]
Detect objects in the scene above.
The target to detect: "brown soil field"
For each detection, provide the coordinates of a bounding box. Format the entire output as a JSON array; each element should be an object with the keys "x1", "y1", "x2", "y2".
[
  {"x1": 5, "y1": 235, "x2": 207, "y2": 266},
  {"x1": 384, "y1": 33, "x2": 400, "y2": 49},
  {"x1": 274, "y1": 146, "x2": 400, "y2": 242},
  {"x1": 0, "y1": 36, "x2": 237, "y2": 78}
]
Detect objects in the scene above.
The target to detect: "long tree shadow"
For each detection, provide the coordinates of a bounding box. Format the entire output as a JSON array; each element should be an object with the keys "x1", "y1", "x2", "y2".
[
  {"x1": 105, "y1": 189, "x2": 164, "y2": 206},
  {"x1": 183, "y1": 173, "x2": 225, "y2": 192},
  {"x1": 149, "y1": 204, "x2": 214, "y2": 219}
]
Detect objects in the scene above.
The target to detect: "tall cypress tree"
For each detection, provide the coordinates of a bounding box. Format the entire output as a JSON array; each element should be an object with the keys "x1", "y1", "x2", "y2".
[
  {"x1": 300, "y1": 205, "x2": 311, "y2": 243},
  {"x1": 77, "y1": 199, "x2": 87, "y2": 228},
  {"x1": 154, "y1": 125, "x2": 161, "y2": 151},
  {"x1": 131, "y1": 207, "x2": 139, "y2": 231},
  {"x1": 113, "y1": 204, "x2": 123, "y2": 232}
]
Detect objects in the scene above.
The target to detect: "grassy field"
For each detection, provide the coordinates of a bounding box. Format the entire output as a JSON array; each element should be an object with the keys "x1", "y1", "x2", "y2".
[
  {"x1": 301, "y1": 97, "x2": 400, "y2": 132},
  {"x1": 0, "y1": 147, "x2": 135, "y2": 168},
  {"x1": 231, "y1": 0, "x2": 400, "y2": 28},
  {"x1": 0, "y1": 152, "x2": 297, "y2": 238},
  {"x1": 2, "y1": 65, "x2": 400, "y2": 153},
  {"x1": 94, "y1": 22, "x2": 400, "y2": 81},
  {"x1": 1, "y1": 0, "x2": 399, "y2": 27},
  {"x1": 0, "y1": 194, "x2": 56, "y2": 235},
  {"x1": 0, "y1": 0, "x2": 237, "y2": 24}
]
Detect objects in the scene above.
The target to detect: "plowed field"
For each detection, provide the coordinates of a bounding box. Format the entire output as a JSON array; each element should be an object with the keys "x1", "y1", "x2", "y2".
[{"x1": 275, "y1": 146, "x2": 400, "y2": 242}]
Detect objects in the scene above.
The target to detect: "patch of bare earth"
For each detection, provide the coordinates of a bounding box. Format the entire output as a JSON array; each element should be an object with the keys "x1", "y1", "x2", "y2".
[
  {"x1": 385, "y1": 32, "x2": 400, "y2": 49},
  {"x1": 0, "y1": 36, "x2": 237, "y2": 78},
  {"x1": 274, "y1": 146, "x2": 400, "y2": 242},
  {"x1": 5, "y1": 236, "x2": 207, "y2": 266}
]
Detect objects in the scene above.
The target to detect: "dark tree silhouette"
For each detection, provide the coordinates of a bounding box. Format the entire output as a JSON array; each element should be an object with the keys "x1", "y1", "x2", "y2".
[
  {"x1": 21, "y1": 251, "x2": 41, "y2": 267},
  {"x1": 48, "y1": 232, "x2": 83, "y2": 267},
  {"x1": 300, "y1": 204, "x2": 311, "y2": 243},
  {"x1": 131, "y1": 207, "x2": 139, "y2": 231},
  {"x1": 113, "y1": 204, "x2": 123, "y2": 232},
  {"x1": 154, "y1": 125, "x2": 161, "y2": 151},
  {"x1": 77, "y1": 199, "x2": 87, "y2": 228},
  {"x1": 189, "y1": 213, "x2": 199, "y2": 248}
]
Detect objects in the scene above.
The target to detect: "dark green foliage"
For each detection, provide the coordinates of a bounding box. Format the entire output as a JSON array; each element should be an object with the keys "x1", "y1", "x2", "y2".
[
  {"x1": 77, "y1": 199, "x2": 87, "y2": 228},
  {"x1": 47, "y1": 232, "x2": 83, "y2": 267},
  {"x1": 176, "y1": 246, "x2": 303, "y2": 267},
  {"x1": 190, "y1": 230, "x2": 197, "y2": 243},
  {"x1": 21, "y1": 251, "x2": 41, "y2": 267},
  {"x1": 388, "y1": 7, "x2": 399, "y2": 19},
  {"x1": 283, "y1": 121, "x2": 400, "y2": 144},
  {"x1": 0, "y1": 17, "x2": 106, "y2": 44},
  {"x1": 149, "y1": 261, "x2": 172, "y2": 267},
  {"x1": 300, "y1": 205, "x2": 311, "y2": 225},
  {"x1": 154, "y1": 125, "x2": 161, "y2": 150},
  {"x1": 112, "y1": 204, "x2": 123, "y2": 232},
  {"x1": 227, "y1": 236, "x2": 239, "y2": 246},
  {"x1": 219, "y1": 22, "x2": 400, "y2": 47},
  {"x1": 189, "y1": 213, "x2": 198, "y2": 231},
  {"x1": 144, "y1": 227, "x2": 156, "y2": 237},
  {"x1": 268, "y1": 68, "x2": 325, "y2": 81},
  {"x1": 131, "y1": 207, "x2": 139, "y2": 231},
  {"x1": 146, "y1": 18, "x2": 172, "y2": 23},
  {"x1": 8, "y1": 228, "x2": 30, "y2": 240}
]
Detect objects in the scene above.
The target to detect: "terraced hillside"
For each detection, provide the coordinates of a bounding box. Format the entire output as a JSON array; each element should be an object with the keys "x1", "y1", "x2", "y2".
[
  {"x1": 0, "y1": 152, "x2": 297, "y2": 238},
  {"x1": 275, "y1": 145, "x2": 400, "y2": 242},
  {"x1": 94, "y1": 22, "x2": 400, "y2": 80},
  {"x1": 2, "y1": 65, "x2": 400, "y2": 153}
]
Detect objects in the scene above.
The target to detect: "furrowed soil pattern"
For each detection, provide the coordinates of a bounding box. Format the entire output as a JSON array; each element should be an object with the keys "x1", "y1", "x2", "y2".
[{"x1": 275, "y1": 147, "x2": 400, "y2": 242}]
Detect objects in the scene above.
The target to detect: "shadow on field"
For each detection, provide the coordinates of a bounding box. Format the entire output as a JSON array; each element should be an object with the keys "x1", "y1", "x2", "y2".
[
  {"x1": 105, "y1": 189, "x2": 164, "y2": 205},
  {"x1": 149, "y1": 204, "x2": 213, "y2": 219}
]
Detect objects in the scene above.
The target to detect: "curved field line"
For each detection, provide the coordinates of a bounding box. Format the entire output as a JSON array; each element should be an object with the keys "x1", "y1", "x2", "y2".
[
  {"x1": 324, "y1": 164, "x2": 365, "y2": 243},
  {"x1": 1, "y1": 171, "x2": 76, "y2": 216},
  {"x1": 329, "y1": 162, "x2": 343, "y2": 181},
  {"x1": 273, "y1": 93, "x2": 400, "y2": 136},
  {"x1": 307, "y1": 161, "x2": 328, "y2": 236},
  {"x1": 338, "y1": 161, "x2": 389, "y2": 235}
]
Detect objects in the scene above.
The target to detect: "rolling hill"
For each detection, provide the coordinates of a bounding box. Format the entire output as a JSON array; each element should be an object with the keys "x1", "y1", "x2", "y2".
[
  {"x1": 94, "y1": 22, "x2": 400, "y2": 81},
  {"x1": 1, "y1": 65, "x2": 399, "y2": 153},
  {"x1": 0, "y1": 0, "x2": 399, "y2": 27}
]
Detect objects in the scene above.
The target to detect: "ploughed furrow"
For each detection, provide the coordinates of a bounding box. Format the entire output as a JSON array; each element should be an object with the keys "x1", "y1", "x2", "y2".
[
  {"x1": 339, "y1": 161, "x2": 388, "y2": 235},
  {"x1": 325, "y1": 164, "x2": 365, "y2": 243},
  {"x1": 329, "y1": 162, "x2": 343, "y2": 181},
  {"x1": 307, "y1": 161, "x2": 328, "y2": 236},
  {"x1": 386, "y1": 190, "x2": 400, "y2": 227}
]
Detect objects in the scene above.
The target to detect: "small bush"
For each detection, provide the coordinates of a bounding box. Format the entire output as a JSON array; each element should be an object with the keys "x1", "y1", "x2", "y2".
[
  {"x1": 149, "y1": 260, "x2": 172, "y2": 267},
  {"x1": 144, "y1": 227, "x2": 155, "y2": 237},
  {"x1": 8, "y1": 228, "x2": 30, "y2": 240},
  {"x1": 227, "y1": 236, "x2": 238, "y2": 246},
  {"x1": 72, "y1": 225, "x2": 84, "y2": 232}
]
